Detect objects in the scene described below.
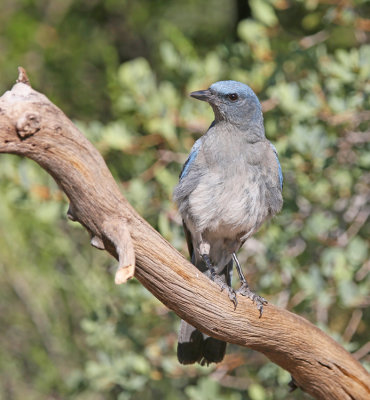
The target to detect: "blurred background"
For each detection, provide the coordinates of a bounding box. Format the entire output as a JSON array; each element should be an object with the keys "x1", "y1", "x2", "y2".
[{"x1": 0, "y1": 0, "x2": 369, "y2": 399}]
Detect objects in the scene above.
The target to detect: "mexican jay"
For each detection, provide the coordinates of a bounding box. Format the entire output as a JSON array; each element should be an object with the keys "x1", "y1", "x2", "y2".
[{"x1": 173, "y1": 80, "x2": 283, "y2": 365}]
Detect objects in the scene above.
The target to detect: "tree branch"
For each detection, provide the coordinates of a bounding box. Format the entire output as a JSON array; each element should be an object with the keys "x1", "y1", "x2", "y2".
[{"x1": 0, "y1": 69, "x2": 369, "y2": 400}]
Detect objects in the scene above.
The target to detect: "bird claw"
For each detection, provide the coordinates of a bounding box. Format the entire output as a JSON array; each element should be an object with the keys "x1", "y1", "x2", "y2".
[
  {"x1": 236, "y1": 283, "x2": 267, "y2": 318},
  {"x1": 211, "y1": 274, "x2": 238, "y2": 309}
]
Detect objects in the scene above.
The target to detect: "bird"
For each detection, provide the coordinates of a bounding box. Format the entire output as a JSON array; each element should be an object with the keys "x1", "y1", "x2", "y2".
[{"x1": 173, "y1": 80, "x2": 283, "y2": 366}]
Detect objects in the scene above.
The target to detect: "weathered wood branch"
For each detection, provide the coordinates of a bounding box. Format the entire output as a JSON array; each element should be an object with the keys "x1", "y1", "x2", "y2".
[{"x1": 0, "y1": 69, "x2": 369, "y2": 399}]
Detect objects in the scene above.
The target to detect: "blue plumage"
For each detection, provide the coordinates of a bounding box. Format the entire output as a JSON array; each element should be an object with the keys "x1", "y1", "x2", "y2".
[
  {"x1": 270, "y1": 143, "x2": 283, "y2": 189},
  {"x1": 179, "y1": 138, "x2": 202, "y2": 181},
  {"x1": 174, "y1": 80, "x2": 283, "y2": 365},
  {"x1": 210, "y1": 80, "x2": 259, "y2": 99}
]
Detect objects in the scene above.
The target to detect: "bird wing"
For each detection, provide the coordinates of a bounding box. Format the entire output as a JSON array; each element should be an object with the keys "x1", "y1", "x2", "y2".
[
  {"x1": 179, "y1": 138, "x2": 202, "y2": 181},
  {"x1": 182, "y1": 220, "x2": 195, "y2": 263},
  {"x1": 269, "y1": 143, "x2": 283, "y2": 190},
  {"x1": 178, "y1": 138, "x2": 203, "y2": 264}
]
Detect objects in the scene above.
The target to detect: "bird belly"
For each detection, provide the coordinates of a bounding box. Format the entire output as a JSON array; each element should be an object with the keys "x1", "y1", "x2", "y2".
[
  {"x1": 189, "y1": 171, "x2": 268, "y2": 235},
  {"x1": 187, "y1": 170, "x2": 270, "y2": 272}
]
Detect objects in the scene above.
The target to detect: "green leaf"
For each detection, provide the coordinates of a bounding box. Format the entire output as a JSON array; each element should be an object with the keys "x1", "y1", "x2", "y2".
[{"x1": 250, "y1": 0, "x2": 278, "y2": 27}]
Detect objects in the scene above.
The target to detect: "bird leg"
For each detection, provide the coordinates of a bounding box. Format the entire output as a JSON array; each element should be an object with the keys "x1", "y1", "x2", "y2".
[
  {"x1": 200, "y1": 246, "x2": 237, "y2": 308},
  {"x1": 232, "y1": 253, "x2": 267, "y2": 317}
]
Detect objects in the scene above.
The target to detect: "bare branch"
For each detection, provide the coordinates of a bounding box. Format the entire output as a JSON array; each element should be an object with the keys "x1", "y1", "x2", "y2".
[{"x1": 0, "y1": 69, "x2": 369, "y2": 400}]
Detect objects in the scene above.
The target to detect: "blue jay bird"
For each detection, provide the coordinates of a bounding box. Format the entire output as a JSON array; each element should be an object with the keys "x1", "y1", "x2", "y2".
[{"x1": 173, "y1": 80, "x2": 283, "y2": 365}]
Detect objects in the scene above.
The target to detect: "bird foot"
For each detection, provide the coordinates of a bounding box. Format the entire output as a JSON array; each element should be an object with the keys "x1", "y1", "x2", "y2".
[
  {"x1": 236, "y1": 283, "x2": 267, "y2": 318},
  {"x1": 211, "y1": 273, "x2": 238, "y2": 309}
]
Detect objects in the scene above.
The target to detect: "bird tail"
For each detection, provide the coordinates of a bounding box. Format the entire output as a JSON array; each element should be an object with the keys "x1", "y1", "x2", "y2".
[
  {"x1": 177, "y1": 260, "x2": 232, "y2": 365},
  {"x1": 177, "y1": 320, "x2": 227, "y2": 366}
]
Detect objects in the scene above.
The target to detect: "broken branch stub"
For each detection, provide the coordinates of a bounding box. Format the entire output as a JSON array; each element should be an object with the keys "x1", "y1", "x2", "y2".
[{"x1": 1, "y1": 67, "x2": 136, "y2": 283}]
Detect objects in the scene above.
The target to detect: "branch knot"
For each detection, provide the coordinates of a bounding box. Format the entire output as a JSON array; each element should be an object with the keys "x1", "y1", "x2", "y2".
[{"x1": 16, "y1": 112, "x2": 41, "y2": 139}]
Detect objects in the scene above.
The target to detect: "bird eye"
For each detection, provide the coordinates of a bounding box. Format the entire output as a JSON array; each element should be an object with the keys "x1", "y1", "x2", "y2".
[{"x1": 228, "y1": 93, "x2": 238, "y2": 101}]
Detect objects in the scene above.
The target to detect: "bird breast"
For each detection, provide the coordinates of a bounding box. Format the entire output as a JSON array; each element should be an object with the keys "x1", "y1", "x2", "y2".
[{"x1": 188, "y1": 164, "x2": 268, "y2": 237}]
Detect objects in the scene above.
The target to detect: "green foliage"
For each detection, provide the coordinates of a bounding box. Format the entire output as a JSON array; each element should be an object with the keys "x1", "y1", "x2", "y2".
[{"x1": 0, "y1": 1, "x2": 369, "y2": 399}]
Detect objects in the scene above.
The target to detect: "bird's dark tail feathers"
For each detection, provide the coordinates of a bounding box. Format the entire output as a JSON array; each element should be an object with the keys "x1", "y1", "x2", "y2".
[
  {"x1": 177, "y1": 320, "x2": 226, "y2": 366},
  {"x1": 177, "y1": 260, "x2": 232, "y2": 365}
]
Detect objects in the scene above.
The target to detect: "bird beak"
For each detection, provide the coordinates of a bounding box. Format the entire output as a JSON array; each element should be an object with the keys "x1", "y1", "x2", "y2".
[{"x1": 190, "y1": 89, "x2": 212, "y2": 102}]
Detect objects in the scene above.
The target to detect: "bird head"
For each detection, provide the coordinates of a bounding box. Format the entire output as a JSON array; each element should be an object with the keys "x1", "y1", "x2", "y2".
[{"x1": 190, "y1": 80, "x2": 263, "y2": 131}]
